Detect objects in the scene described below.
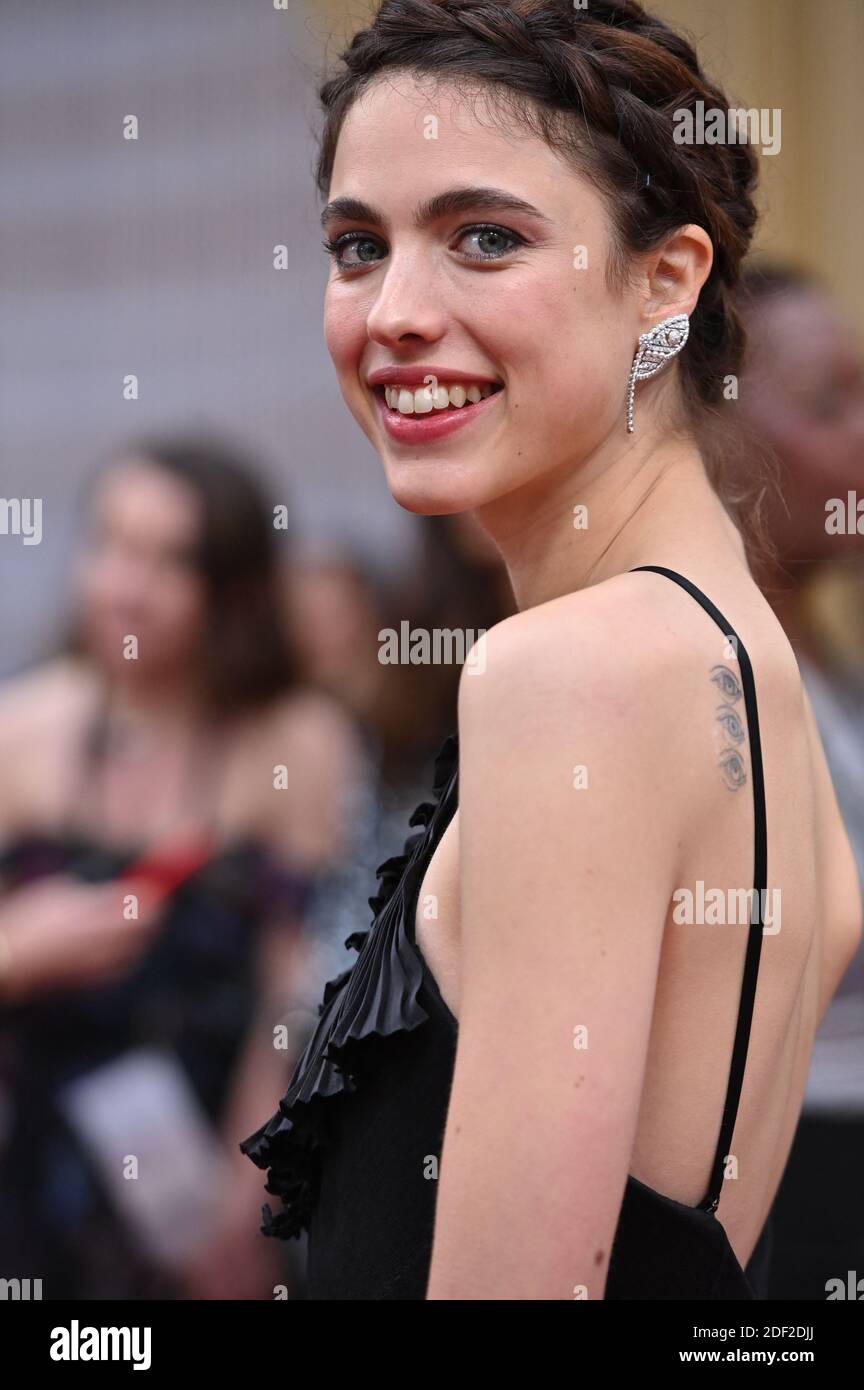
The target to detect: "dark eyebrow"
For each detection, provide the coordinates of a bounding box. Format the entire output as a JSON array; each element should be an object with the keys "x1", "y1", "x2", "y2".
[{"x1": 319, "y1": 185, "x2": 554, "y2": 231}]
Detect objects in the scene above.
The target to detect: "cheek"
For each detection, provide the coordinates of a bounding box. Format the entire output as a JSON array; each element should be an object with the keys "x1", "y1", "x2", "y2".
[
  {"x1": 509, "y1": 325, "x2": 629, "y2": 450},
  {"x1": 147, "y1": 575, "x2": 206, "y2": 644},
  {"x1": 324, "y1": 287, "x2": 368, "y2": 381},
  {"x1": 490, "y1": 268, "x2": 629, "y2": 422}
]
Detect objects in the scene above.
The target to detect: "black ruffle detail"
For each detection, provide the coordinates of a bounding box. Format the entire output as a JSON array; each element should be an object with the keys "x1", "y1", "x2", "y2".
[{"x1": 239, "y1": 733, "x2": 458, "y2": 1240}]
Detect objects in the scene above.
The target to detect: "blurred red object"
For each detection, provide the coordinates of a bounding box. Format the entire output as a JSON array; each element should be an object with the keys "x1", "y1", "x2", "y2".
[{"x1": 118, "y1": 833, "x2": 216, "y2": 904}]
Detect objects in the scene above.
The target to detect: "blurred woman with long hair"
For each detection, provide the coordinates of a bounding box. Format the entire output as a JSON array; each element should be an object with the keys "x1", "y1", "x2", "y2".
[{"x1": 0, "y1": 434, "x2": 364, "y2": 1299}]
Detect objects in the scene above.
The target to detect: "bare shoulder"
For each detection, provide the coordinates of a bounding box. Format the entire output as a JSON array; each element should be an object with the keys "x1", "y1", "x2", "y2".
[
  {"x1": 0, "y1": 655, "x2": 97, "y2": 747},
  {"x1": 241, "y1": 686, "x2": 365, "y2": 769},
  {"x1": 458, "y1": 572, "x2": 710, "y2": 743},
  {"x1": 456, "y1": 576, "x2": 706, "y2": 859},
  {"x1": 470, "y1": 564, "x2": 803, "y2": 698},
  {"x1": 0, "y1": 658, "x2": 98, "y2": 833},
  {"x1": 230, "y1": 686, "x2": 368, "y2": 872},
  {"x1": 456, "y1": 567, "x2": 801, "y2": 846}
]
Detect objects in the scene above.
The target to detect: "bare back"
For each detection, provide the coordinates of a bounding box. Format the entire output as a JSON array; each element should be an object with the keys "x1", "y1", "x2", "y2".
[{"x1": 416, "y1": 560, "x2": 862, "y2": 1273}]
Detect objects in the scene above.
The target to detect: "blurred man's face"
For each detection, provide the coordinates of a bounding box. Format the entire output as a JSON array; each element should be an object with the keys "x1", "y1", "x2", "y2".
[
  {"x1": 739, "y1": 288, "x2": 864, "y2": 563},
  {"x1": 76, "y1": 459, "x2": 209, "y2": 682}
]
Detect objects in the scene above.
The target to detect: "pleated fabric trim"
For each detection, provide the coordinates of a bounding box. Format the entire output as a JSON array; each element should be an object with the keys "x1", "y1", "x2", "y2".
[{"x1": 239, "y1": 733, "x2": 459, "y2": 1240}]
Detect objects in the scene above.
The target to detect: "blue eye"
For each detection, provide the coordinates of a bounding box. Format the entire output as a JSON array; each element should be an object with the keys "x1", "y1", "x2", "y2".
[
  {"x1": 321, "y1": 222, "x2": 525, "y2": 271},
  {"x1": 455, "y1": 224, "x2": 524, "y2": 261},
  {"x1": 321, "y1": 234, "x2": 385, "y2": 269}
]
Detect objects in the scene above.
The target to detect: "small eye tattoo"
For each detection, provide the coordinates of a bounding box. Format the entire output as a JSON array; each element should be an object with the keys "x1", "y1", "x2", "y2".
[{"x1": 709, "y1": 664, "x2": 748, "y2": 790}]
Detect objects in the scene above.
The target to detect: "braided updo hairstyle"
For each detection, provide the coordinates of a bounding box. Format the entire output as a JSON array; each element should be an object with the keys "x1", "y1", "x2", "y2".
[{"x1": 315, "y1": 0, "x2": 770, "y2": 557}]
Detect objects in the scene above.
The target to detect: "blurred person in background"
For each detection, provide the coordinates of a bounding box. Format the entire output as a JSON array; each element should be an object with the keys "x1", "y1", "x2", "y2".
[
  {"x1": 736, "y1": 262, "x2": 864, "y2": 1298},
  {"x1": 284, "y1": 538, "x2": 390, "y2": 759},
  {"x1": 279, "y1": 538, "x2": 392, "y2": 991},
  {"x1": 283, "y1": 517, "x2": 515, "y2": 993},
  {"x1": 376, "y1": 513, "x2": 516, "y2": 798},
  {"x1": 0, "y1": 435, "x2": 364, "y2": 1299},
  {"x1": 286, "y1": 515, "x2": 514, "y2": 798}
]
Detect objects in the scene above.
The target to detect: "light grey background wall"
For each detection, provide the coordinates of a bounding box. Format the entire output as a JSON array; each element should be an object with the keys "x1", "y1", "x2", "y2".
[{"x1": 0, "y1": 0, "x2": 414, "y2": 677}]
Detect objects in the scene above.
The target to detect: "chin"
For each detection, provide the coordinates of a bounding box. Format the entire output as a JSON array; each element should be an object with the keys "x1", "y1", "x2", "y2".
[
  {"x1": 387, "y1": 483, "x2": 471, "y2": 517},
  {"x1": 383, "y1": 466, "x2": 491, "y2": 518}
]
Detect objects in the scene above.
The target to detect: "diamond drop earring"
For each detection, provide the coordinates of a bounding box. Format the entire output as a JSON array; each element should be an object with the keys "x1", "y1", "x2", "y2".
[{"x1": 625, "y1": 313, "x2": 690, "y2": 433}]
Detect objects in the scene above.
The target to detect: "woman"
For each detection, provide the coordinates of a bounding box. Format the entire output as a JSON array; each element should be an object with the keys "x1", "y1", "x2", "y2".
[
  {"x1": 0, "y1": 435, "x2": 364, "y2": 1299},
  {"x1": 241, "y1": 0, "x2": 862, "y2": 1300}
]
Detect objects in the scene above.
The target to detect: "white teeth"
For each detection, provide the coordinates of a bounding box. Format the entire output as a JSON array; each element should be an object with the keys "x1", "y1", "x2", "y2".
[{"x1": 382, "y1": 381, "x2": 501, "y2": 415}]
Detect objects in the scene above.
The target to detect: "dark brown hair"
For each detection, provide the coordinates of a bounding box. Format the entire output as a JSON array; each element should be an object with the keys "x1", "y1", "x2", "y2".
[
  {"x1": 65, "y1": 433, "x2": 300, "y2": 717},
  {"x1": 315, "y1": 0, "x2": 769, "y2": 554}
]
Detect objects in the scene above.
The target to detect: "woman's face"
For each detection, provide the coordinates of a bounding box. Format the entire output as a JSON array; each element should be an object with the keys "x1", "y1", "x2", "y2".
[
  {"x1": 76, "y1": 458, "x2": 209, "y2": 681},
  {"x1": 323, "y1": 75, "x2": 641, "y2": 521},
  {"x1": 739, "y1": 289, "x2": 864, "y2": 563}
]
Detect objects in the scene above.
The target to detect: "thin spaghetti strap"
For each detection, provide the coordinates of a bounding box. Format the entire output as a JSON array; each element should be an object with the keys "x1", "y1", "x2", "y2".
[{"x1": 629, "y1": 565, "x2": 767, "y2": 1215}]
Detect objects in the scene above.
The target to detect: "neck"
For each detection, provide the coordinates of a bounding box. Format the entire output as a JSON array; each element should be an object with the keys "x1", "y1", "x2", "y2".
[
  {"x1": 473, "y1": 417, "x2": 746, "y2": 611},
  {"x1": 99, "y1": 667, "x2": 211, "y2": 731}
]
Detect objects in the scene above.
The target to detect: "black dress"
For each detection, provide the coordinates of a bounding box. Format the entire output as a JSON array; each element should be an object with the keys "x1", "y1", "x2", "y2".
[{"x1": 241, "y1": 567, "x2": 776, "y2": 1299}]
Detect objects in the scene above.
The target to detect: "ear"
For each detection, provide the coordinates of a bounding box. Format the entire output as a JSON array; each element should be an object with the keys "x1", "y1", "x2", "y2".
[{"x1": 640, "y1": 224, "x2": 714, "y2": 329}]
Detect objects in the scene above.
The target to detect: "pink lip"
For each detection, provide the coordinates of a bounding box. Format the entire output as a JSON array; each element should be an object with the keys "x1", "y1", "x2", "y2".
[{"x1": 372, "y1": 386, "x2": 505, "y2": 444}]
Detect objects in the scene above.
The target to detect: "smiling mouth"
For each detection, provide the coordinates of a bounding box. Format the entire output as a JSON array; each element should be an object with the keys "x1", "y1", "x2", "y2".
[{"x1": 374, "y1": 381, "x2": 504, "y2": 415}]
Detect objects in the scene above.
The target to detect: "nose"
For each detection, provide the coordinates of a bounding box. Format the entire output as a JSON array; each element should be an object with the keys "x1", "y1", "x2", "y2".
[{"x1": 365, "y1": 248, "x2": 448, "y2": 349}]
